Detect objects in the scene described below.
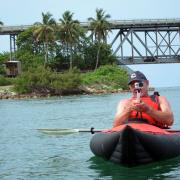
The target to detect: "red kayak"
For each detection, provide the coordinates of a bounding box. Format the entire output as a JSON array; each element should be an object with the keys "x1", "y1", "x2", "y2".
[{"x1": 90, "y1": 123, "x2": 180, "y2": 167}]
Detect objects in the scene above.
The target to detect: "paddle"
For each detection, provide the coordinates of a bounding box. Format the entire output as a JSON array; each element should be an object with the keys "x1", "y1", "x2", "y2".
[{"x1": 37, "y1": 127, "x2": 103, "y2": 135}]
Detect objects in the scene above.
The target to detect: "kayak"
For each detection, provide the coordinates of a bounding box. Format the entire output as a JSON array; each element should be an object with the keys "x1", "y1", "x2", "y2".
[{"x1": 90, "y1": 123, "x2": 180, "y2": 167}]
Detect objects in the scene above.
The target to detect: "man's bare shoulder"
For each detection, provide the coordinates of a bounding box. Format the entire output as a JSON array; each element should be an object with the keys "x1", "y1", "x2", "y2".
[
  {"x1": 158, "y1": 96, "x2": 169, "y2": 104},
  {"x1": 158, "y1": 95, "x2": 172, "y2": 111}
]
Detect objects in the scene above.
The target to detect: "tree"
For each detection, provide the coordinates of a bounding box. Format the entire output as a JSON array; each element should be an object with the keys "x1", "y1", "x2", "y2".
[
  {"x1": 16, "y1": 27, "x2": 38, "y2": 53},
  {"x1": 88, "y1": 8, "x2": 111, "y2": 70},
  {"x1": 58, "y1": 10, "x2": 84, "y2": 70},
  {"x1": 33, "y1": 12, "x2": 56, "y2": 65},
  {"x1": 0, "y1": 21, "x2": 3, "y2": 25},
  {"x1": 83, "y1": 42, "x2": 116, "y2": 70}
]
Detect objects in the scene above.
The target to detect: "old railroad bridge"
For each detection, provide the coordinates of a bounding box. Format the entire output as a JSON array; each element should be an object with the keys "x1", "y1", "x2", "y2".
[{"x1": 0, "y1": 18, "x2": 180, "y2": 65}]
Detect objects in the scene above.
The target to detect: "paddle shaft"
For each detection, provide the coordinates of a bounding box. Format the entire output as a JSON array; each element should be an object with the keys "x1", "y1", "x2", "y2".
[{"x1": 78, "y1": 128, "x2": 102, "y2": 133}]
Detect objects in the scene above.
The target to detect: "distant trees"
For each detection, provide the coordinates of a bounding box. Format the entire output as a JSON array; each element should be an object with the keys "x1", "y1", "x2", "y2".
[
  {"x1": 88, "y1": 8, "x2": 111, "y2": 43},
  {"x1": 58, "y1": 11, "x2": 84, "y2": 70},
  {"x1": 88, "y1": 8, "x2": 111, "y2": 69},
  {"x1": 13, "y1": 9, "x2": 116, "y2": 71},
  {"x1": 16, "y1": 27, "x2": 37, "y2": 52},
  {"x1": 33, "y1": 12, "x2": 56, "y2": 65},
  {"x1": 0, "y1": 20, "x2": 3, "y2": 25}
]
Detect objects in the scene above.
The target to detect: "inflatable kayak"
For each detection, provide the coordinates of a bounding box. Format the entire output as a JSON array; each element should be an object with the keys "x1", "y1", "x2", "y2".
[{"x1": 90, "y1": 123, "x2": 180, "y2": 167}]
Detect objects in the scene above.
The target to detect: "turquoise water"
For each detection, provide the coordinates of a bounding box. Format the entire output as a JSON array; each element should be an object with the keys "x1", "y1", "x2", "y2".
[{"x1": 0, "y1": 87, "x2": 180, "y2": 180}]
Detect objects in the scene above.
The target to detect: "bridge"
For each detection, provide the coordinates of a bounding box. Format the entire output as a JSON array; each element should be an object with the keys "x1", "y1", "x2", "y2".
[{"x1": 0, "y1": 18, "x2": 180, "y2": 65}]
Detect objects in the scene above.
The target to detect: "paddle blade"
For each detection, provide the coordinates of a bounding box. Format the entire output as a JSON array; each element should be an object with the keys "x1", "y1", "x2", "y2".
[{"x1": 37, "y1": 128, "x2": 80, "y2": 135}]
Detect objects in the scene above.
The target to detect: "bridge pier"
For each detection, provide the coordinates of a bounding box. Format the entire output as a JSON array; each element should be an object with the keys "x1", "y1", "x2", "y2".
[{"x1": 9, "y1": 34, "x2": 17, "y2": 61}]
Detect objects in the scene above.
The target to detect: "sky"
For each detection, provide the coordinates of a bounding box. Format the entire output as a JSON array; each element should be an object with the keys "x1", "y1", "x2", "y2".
[{"x1": 0, "y1": 0, "x2": 180, "y2": 87}]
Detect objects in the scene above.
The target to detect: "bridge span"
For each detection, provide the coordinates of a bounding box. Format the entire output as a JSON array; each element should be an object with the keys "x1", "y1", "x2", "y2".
[{"x1": 0, "y1": 18, "x2": 180, "y2": 65}]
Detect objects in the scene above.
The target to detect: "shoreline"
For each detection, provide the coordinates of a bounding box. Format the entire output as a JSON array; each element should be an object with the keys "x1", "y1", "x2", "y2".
[
  {"x1": 0, "y1": 85, "x2": 155, "y2": 100},
  {"x1": 0, "y1": 85, "x2": 130, "y2": 100}
]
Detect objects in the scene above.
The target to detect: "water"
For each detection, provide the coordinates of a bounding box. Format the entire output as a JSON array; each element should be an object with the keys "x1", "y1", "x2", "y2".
[{"x1": 0, "y1": 87, "x2": 180, "y2": 180}]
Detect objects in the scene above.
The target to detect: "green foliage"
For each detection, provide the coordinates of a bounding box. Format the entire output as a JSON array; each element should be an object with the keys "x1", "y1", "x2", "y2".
[
  {"x1": 83, "y1": 42, "x2": 117, "y2": 70},
  {"x1": 0, "y1": 65, "x2": 6, "y2": 75},
  {"x1": 16, "y1": 27, "x2": 36, "y2": 52},
  {"x1": 13, "y1": 10, "x2": 116, "y2": 72},
  {"x1": 0, "y1": 52, "x2": 11, "y2": 75},
  {"x1": 58, "y1": 10, "x2": 85, "y2": 70},
  {"x1": 88, "y1": 8, "x2": 111, "y2": 42},
  {"x1": 47, "y1": 52, "x2": 69, "y2": 71},
  {"x1": 51, "y1": 68, "x2": 81, "y2": 94},
  {"x1": 14, "y1": 66, "x2": 53, "y2": 93},
  {"x1": 33, "y1": 12, "x2": 57, "y2": 64},
  {"x1": 16, "y1": 50, "x2": 44, "y2": 71},
  {"x1": 11, "y1": 65, "x2": 129, "y2": 95},
  {"x1": 0, "y1": 76, "x2": 13, "y2": 86},
  {"x1": 14, "y1": 66, "x2": 82, "y2": 94},
  {"x1": 81, "y1": 65, "x2": 129, "y2": 90},
  {"x1": 0, "y1": 52, "x2": 10, "y2": 62}
]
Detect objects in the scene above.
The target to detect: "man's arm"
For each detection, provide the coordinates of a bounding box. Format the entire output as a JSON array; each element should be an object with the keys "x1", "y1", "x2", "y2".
[
  {"x1": 113, "y1": 99, "x2": 132, "y2": 127},
  {"x1": 146, "y1": 96, "x2": 174, "y2": 126}
]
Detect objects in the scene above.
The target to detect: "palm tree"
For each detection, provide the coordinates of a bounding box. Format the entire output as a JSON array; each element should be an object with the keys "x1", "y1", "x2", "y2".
[
  {"x1": 33, "y1": 12, "x2": 56, "y2": 65},
  {"x1": 88, "y1": 8, "x2": 111, "y2": 69},
  {"x1": 58, "y1": 10, "x2": 84, "y2": 70}
]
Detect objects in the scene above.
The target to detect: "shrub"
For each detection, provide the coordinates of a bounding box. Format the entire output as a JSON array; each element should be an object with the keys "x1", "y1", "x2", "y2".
[
  {"x1": 0, "y1": 76, "x2": 13, "y2": 86},
  {"x1": 81, "y1": 65, "x2": 129, "y2": 90},
  {"x1": 14, "y1": 66, "x2": 82, "y2": 94}
]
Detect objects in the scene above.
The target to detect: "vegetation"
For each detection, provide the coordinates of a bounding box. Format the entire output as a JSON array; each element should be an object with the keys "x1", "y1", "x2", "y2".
[
  {"x1": 14, "y1": 9, "x2": 115, "y2": 71},
  {"x1": 58, "y1": 11, "x2": 85, "y2": 70},
  {"x1": 0, "y1": 52, "x2": 9, "y2": 74},
  {"x1": 13, "y1": 65, "x2": 128, "y2": 95},
  {"x1": 14, "y1": 66, "x2": 82, "y2": 95},
  {"x1": 0, "y1": 9, "x2": 129, "y2": 97},
  {"x1": 88, "y1": 8, "x2": 111, "y2": 70},
  {"x1": 0, "y1": 76, "x2": 13, "y2": 86},
  {"x1": 81, "y1": 65, "x2": 128, "y2": 90},
  {"x1": 33, "y1": 12, "x2": 56, "y2": 65}
]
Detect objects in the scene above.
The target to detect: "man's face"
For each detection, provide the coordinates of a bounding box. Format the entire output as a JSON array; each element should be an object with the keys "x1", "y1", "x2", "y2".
[{"x1": 129, "y1": 80, "x2": 149, "y2": 97}]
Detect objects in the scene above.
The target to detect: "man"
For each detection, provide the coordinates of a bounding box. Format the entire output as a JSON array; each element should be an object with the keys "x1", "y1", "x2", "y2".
[{"x1": 113, "y1": 71, "x2": 174, "y2": 128}]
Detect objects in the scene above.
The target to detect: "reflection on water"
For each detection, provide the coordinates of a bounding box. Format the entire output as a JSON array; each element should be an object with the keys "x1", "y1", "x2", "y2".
[{"x1": 89, "y1": 156, "x2": 180, "y2": 179}]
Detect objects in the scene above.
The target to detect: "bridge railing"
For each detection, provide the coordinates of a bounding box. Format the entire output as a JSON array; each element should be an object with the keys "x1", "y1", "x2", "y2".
[
  {"x1": 111, "y1": 18, "x2": 180, "y2": 25},
  {"x1": 1, "y1": 18, "x2": 180, "y2": 34},
  {"x1": 117, "y1": 55, "x2": 180, "y2": 65}
]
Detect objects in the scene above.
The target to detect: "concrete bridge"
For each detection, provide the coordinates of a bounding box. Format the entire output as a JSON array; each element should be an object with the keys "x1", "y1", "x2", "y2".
[{"x1": 0, "y1": 18, "x2": 180, "y2": 65}]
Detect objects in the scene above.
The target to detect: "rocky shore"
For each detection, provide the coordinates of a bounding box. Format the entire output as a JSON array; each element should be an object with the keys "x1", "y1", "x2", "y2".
[
  {"x1": 0, "y1": 86, "x2": 17, "y2": 99},
  {"x1": 0, "y1": 85, "x2": 130, "y2": 100},
  {"x1": 0, "y1": 85, "x2": 155, "y2": 100}
]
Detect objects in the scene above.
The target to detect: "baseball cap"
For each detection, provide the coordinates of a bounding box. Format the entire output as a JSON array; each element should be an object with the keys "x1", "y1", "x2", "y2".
[{"x1": 128, "y1": 71, "x2": 147, "y2": 85}]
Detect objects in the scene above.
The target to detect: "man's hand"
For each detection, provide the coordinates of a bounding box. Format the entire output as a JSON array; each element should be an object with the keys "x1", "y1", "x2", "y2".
[{"x1": 131, "y1": 100, "x2": 151, "y2": 113}]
